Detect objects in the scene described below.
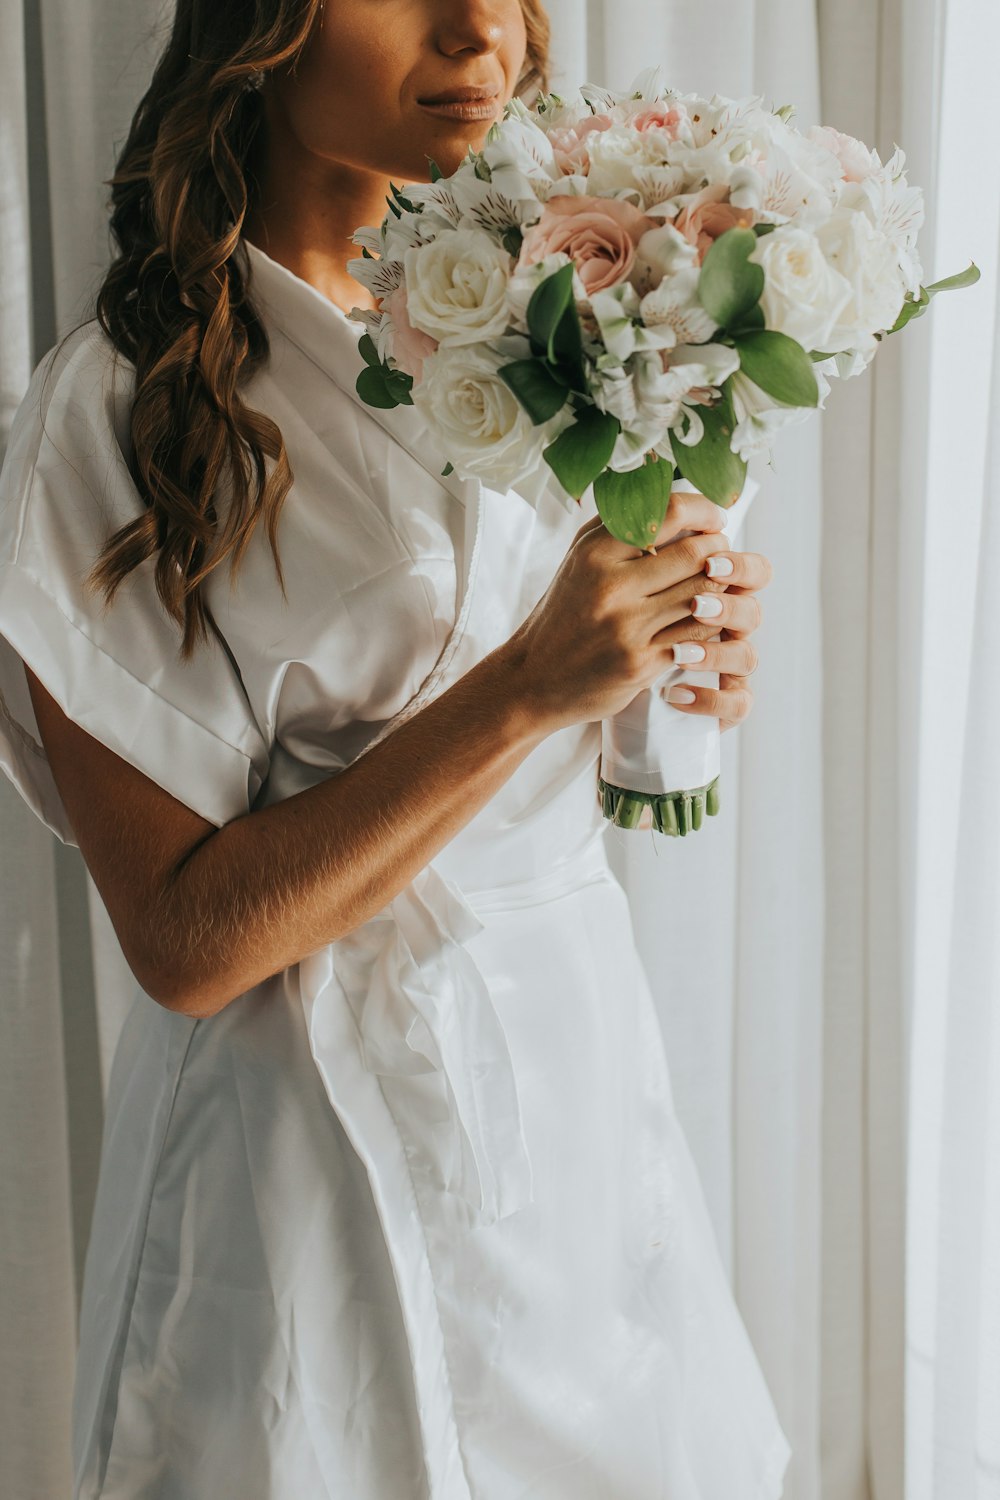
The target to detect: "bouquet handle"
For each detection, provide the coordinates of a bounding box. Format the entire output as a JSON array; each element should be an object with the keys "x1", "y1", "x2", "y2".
[{"x1": 598, "y1": 474, "x2": 760, "y2": 834}]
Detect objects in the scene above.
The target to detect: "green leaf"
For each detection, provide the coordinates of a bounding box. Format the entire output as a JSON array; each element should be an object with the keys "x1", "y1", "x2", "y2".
[
  {"x1": 384, "y1": 367, "x2": 414, "y2": 405},
  {"x1": 358, "y1": 333, "x2": 382, "y2": 370},
  {"x1": 697, "y1": 227, "x2": 764, "y2": 329},
  {"x1": 497, "y1": 359, "x2": 570, "y2": 424},
  {"x1": 672, "y1": 388, "x2": 747, "y2": 506},
  {"x1": 427, "y1": 157, "x2": 443, "y2": 182},
  {"x1": 925, "y1": 261, "x2": 981, "y2": 294},
  {"x1": 389, "y1": 180, "x2": 419, "y2": 215},
  {"x1": 501, "y1": 225, "x2": 524, "y2": 259},
  {"x1": 527, "y1": 262, "x2": 576, "y2": 364},
  {"x1": 441, "y1": 461, "x2": 454, "y2": 476},
  {"x1": 356, "y1": 365, "x2": 401, "y2": 409},
  {"x1": 729, "y1": 302, "x2": 765, "y2": 335},
  {"x1": 809, "y1": 348, "x2": 838, "y2": 362},
  {"x1": 886, "y1": 262, "x2": 980, "y2": 335},
  {"x1": 543, "y1": 407, "x2": 621, "y2": 499},
  {"x1": 734, "y1": 328, "x2": 819, "y2": 406},
  {"x1": 753, "y1": 222, "x2": 777, "y2": 236},
  {"x1": 592, "y1": 455, "x2": 673, "y2": 549}
]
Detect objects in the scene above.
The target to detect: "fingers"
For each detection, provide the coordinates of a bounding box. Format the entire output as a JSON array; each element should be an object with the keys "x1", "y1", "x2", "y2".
[
  {"x1": 660, "y1": 676, "x2": 755, "y2": 725},
  {"x1": 698, "y1": 548, "x2": 774, "y2": 592},
  {"x1": 664, "y1": 636, "x2": 759, "y2": 675},
  {"x1": 648, "y1": 584, "x2": 762, "y2": 643},
  {"x1": 578, "y1": 488, "x2": 726, "y2": 559}
]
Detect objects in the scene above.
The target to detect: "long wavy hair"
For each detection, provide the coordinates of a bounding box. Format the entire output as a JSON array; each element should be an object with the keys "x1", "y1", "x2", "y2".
[{"x1": 89, "y1": 0, "x2": 551, "y2": 660}]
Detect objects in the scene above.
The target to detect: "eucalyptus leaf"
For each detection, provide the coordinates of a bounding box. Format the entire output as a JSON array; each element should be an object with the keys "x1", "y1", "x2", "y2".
[
  {"x1": 593, "y1": 457, "x2": 672, "y2": 548},
  {"x1": 543, "y1": 407, "x2": 621, "y2": 499},
  {"x1": 697, "y1": 227, "x2": 764, "y2": 329},
  {"x1": 356, "y1": 365, "x2": 400, "y2": 409},
  {"x1": 498, "y1": 359, "x2": 570, "y2": 424},
  {"x1": 672, "y1": 390, "x2": 747, "y2": 506},
  {"x1": 734, "y1": 329, "x2": 819, "y2": 406},
  {"x1": 358, "y1": 333, "x2": 382, "y2": 370}
]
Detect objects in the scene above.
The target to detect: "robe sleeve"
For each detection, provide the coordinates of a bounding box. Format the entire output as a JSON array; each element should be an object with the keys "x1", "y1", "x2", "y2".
[{"x1": 0, "y1": 325, "x2": 271, "y2": 847}]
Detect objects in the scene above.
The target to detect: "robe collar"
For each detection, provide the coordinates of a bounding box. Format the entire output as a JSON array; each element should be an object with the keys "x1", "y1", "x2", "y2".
[{"x1": 239, "y1": 236, "x2": 475, "y2": 512}]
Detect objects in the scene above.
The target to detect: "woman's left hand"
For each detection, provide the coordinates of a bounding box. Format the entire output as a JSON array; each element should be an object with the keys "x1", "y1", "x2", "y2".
[{"x1": 659, "y1": 547, "x2": 774, "y2": 732}]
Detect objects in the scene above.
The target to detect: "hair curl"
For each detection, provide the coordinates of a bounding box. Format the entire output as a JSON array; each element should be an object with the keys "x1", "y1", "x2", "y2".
[{"x1": 90, "y1": 0, "x2": 551, "y2": 659}]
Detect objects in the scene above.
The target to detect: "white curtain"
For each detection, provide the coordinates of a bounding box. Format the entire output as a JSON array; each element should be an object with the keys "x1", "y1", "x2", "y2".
[{"x1": 1, "y1": 1, "x2": 995, "y2": 1497}]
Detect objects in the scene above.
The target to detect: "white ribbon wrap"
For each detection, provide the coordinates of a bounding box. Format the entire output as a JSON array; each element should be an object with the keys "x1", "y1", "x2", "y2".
[{"x1": 600, "y1": 474, "x2": 760, "y2": 799}]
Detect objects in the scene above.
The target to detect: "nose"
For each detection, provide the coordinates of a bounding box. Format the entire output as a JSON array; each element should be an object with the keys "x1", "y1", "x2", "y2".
[{"x1": 434, "y1": 0, "x2": 506, "y2": 57}]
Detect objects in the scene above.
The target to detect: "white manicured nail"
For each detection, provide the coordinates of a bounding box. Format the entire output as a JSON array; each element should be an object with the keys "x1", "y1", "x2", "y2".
[
  {"x1": 706, "y1": 554, "x2": 734, "y2": 577},
  {"x1": 672, "y1": 642, "x2": 706, "y2": 664},
  {"x1": 667, "y1": 686, "x2": 697, "y2": 704},
  {"x1": 692, "y1": 593, "x2": 724, "y2": 618}
]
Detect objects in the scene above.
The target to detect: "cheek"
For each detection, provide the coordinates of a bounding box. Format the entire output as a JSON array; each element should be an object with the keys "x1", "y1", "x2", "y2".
[{"x1": 282, "y1": 13, "x2": 405, "y2": 159}]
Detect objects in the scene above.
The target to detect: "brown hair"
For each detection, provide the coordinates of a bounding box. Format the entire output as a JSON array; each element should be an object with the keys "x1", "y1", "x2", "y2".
[{"x1": 90, "y1": 0, "x2": 551, "y2": 659}]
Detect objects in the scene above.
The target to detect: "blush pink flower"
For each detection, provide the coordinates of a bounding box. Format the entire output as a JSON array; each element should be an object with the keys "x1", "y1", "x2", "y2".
[
  {"x1": 517, "y1": 193, "x2": 657, "y2": 295},
  {"x1": 809, "y1": 125, "x2": 878, "y2": 183},
  {"x1": 632, "y1": 104, "x2": 683, "y2": 137},
  {"x1": 384, "y1": 284, "x2": 438, "y2": 381},
  {"x1": 546, "y1": 114, "x2": 614, "y2": 175},
  {"x1": 673, "y1": 183, "x2": 758, "y2": 263}
]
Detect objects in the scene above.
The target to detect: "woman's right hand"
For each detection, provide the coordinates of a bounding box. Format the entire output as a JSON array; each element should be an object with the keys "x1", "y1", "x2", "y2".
[{"x1": 502, "y1": 488, "x2": 754, "y2": 731}]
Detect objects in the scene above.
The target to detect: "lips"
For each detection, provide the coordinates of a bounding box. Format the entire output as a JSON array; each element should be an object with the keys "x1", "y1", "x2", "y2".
[{"x1": 418, "y1": 86, "x2": 501, "y2": 105}]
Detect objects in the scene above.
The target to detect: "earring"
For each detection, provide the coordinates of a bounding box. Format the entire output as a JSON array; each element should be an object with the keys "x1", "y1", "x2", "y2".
[{"x1": 245, "y1": 68, "x2": 266, "y2": 92}]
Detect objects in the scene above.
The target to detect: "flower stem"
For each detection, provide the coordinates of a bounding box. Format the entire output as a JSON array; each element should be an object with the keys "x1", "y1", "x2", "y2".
[{"x1": 597, "y1": 776, "x2": 721, "y2": 836}]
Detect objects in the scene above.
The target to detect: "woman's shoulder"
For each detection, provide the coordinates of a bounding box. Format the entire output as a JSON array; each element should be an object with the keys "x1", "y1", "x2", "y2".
[{"x1": 4, "y1": 320, "x2": 133, "y2": 487}]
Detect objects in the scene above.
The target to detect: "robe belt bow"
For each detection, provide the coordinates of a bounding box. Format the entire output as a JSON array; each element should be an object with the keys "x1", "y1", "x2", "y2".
[{"x1": 319, "y1": 831, "x2": 613, "y2": 1226}]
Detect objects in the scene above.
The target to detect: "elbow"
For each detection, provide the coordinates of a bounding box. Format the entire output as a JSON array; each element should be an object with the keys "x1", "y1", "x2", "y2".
[{"x1": 128, "y1": 947, "x2": 226, "y2": 1020}]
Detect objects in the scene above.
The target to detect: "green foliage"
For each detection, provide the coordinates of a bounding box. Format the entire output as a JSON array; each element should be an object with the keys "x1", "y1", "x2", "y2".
[
  {"x1": 497, "y1": 359, "x2": 569, "y2": 424},
  {"x1": 543, "y1": 407, "x2": 621, "y2": 499},
  {"x1": 592, "y1": 455, "x2": 673, "y2": 548},
  {"x1": 733, "y1": 329, "x2": 819, "y2": 406},
  {"x1": 355, "y1": 334, "x2": 413, "y2": 409},
  {"x1": 672, "y1": 384, "x2": 747, "y2": 506},
  {"x1": 886, "y1": 261, "x2": 980, "y2": 334},
  {"x1": 697, "y1": 227, "x2": 764, "y2": 328}
]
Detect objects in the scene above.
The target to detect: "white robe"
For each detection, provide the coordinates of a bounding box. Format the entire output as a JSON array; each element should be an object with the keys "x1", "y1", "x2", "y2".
[{"x1": 0, "y1": 237, "x2": 792, "y2": 1499}]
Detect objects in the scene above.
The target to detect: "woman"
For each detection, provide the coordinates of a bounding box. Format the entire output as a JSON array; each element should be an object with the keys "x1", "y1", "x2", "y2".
[{"x1": 0, "y1": 0, "x2": 791, "y2": 1495}]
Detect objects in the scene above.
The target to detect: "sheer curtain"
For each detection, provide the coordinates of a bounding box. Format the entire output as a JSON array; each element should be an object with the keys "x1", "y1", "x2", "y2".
[{"x1": 1, "y1": 1, "x2": 995, "y2": 1497}]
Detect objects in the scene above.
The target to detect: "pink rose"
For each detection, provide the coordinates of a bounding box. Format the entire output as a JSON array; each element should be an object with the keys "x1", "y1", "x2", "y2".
[
  {"x1": 673, "y1": 183, "x2": 758, "y2": 263},
  {"x1": 808, "y1": 125, "x2": 878, "y2": 183},
  {"x1": 384, "y1": 284, "x2": 438, "y2": 382},
  {"x1": 546, "y1": 113, "x2": 614, "y2": 175},
  {"x1": 517, "y1": 193, "x2": 656, "y2": 295},
  {"x1": 632, "y1": 104, "x2": 683, "y2": 137}
]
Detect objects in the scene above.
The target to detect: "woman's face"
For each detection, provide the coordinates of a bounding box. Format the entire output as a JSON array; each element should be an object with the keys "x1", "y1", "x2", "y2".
[{"x1": 267, "y1": 0, "x2": 529, "y2": 185}]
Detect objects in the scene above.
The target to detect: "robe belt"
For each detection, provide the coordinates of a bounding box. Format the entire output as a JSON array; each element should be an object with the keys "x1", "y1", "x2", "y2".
[{"x1": 326, "y1": 827, "x2": 613, "y2": 1226}]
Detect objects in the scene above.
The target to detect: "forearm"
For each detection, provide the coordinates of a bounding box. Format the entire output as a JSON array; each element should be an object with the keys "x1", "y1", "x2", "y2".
[{"x1": 150, "y1": 641, "x2": 549, "y2": 1017}]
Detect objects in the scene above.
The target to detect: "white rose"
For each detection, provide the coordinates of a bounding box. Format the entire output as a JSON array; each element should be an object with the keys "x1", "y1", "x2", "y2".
[
  {"x1": 403, "y1": 228, "x2": 512, "y2": 346},
  {"x1": 412, "y1": 344, "x2": 563, "y2": 487},
  {"x1": 750, "y1": 227, "x2": 853, "y2": 350},
  {"x1": 583, "y1": 126, "x2": 666, "y2": 198},
  {"x1": 816, "y1": 210, "x2": 908, "y2": 350}
]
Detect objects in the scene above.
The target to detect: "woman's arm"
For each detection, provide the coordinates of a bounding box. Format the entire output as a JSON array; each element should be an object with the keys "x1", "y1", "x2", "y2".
[
  {"x1": 25, "y1": 644, "x2": 548, "y2": 1020},
  {"x1": 24, "y1": 488, "x2": 768, "y2": 1020}
]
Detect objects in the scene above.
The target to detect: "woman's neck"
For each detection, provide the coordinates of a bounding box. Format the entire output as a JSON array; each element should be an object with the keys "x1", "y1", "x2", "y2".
[{"x1": 243, "y1": 110, "x2": 393, "y2": 315}]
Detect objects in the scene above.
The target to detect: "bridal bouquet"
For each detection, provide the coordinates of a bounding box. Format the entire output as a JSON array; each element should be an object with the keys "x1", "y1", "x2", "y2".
[{"x1": 346, "y1": 63, "x2": 978, "y2": 835}]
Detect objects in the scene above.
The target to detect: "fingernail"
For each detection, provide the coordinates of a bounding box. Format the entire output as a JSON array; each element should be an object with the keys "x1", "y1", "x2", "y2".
[
  {"x1": 706, "y1": 554, "x2": 734, "y2": 577},
  {"x1": 667, "y1": 686, "x2": 697, "y2": 704},
  {"x1": 692, "y1": 593, "x2": 724, "y2": 618},
  {"x1": 672, "y1": 642, "x2": 706, "y2": 664}
]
